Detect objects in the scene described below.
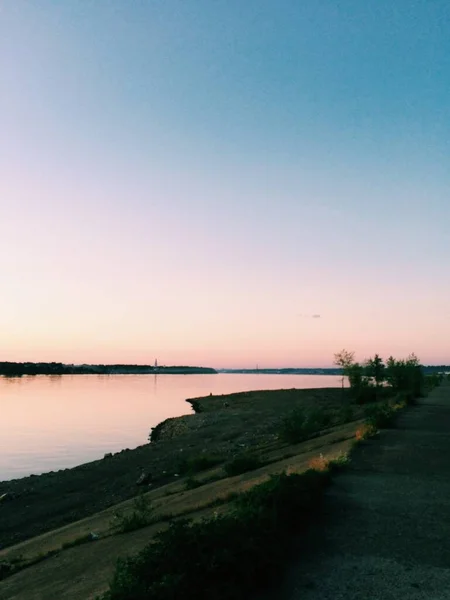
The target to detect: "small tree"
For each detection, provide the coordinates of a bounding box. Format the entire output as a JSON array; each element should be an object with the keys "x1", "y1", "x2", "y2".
[
  {"x1": 334, "y1": 349, "x2": 355, "y2": 372},
  {"x1": 406, "y1": 354, "x2": 424, "y2": 398},
  {"x1": 385, "y1": 354, "x2": 424, "y2": 402},
  {"x1": 347, "y1": 362, "x2": 364, "y2": 389},
  {"x1": 365, "y1": 354, "x2": 385, "y2": 387},
  {"x1": 334, "y1": 349, "x2": 355, "y2": 390}
]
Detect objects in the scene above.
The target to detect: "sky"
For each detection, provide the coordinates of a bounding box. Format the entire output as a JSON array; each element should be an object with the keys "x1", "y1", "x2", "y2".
[{"x1": 1, "y1": 1, "x2": 449, "y2": 368}]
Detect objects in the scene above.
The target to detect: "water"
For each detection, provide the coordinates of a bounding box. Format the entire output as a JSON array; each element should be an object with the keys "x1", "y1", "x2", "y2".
[{"x1": 0, "y1": 373, "x2": 343, "y2": 481}]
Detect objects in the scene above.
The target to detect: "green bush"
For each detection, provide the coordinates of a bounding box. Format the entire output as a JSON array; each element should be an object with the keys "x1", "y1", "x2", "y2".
[
  {"x1": 386, "y1": 355, "x2": 424, "y2": 398},
  {"x1": 185, "y1": 477, "x2": 202, "y2": 490},
  {"x1": 354, "y1": 382, "x2": 395, "y2": 404},
  {"x1": 178, "y1": 454, "x2": 224, "y2": 476},
  {"x1": 336, "y1": 350, "x2": 425, "y2": 403},
  {"x1": 100, "y1": 471, "x2": 330, "y2": 600},
  {"x1": 224, "y1": 453, "x2": 262, "y2": 477},
  {"x1": 353, "y1": 381, "x2": 376, "y2": 404},
  {"x1": 279, "y1": 407, "x2": 330, "y2": 444},
  {"x1": 364, "y1": 403, "x2": 396, "y2": 429},
  {"x1": 425, "y1": 373, "x2": 443, "y2": 390},
  {"x1": 111, "y1": 494, "x2": 154, "y2": 534},
  {"x1": 347, "y1": 362, "x2": 364, "y2": 390}
]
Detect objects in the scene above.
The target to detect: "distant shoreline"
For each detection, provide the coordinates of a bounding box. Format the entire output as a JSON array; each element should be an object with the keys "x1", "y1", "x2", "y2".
[
  {"x1": 219, "y1": 368, "x2": 342, "y2": 375},
  {"x1": 0, "y1": 363, "x2": 446, "y2": 377},
  {"x1": 0, "y1": 362, "x2": 217, "y2": 377}
]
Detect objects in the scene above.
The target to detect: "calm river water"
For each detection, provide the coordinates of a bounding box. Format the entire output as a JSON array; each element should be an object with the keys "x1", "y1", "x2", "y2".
[{"x1": 0, "y1": 373, "x2": 342, "y2": 481}]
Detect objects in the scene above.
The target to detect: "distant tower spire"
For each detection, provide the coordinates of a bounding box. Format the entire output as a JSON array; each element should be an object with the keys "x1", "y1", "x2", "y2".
[{"x1": 154, "y1": 359, "x2": 158, "y2": 372}]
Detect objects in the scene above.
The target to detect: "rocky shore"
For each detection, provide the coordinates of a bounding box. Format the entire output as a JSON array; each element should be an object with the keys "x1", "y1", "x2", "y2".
[{"x1": 0, "y1": 387, "x2": 348, "y2": 549}]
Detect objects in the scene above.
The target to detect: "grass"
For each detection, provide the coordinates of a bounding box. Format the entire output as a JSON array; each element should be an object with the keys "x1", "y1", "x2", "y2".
[
  {"x1": 61, "y1": 533, "x2": 95, "y2": 550},
  {"x1": 338, "y1": 403, "x2": 355, "y2": 423},
  {"x1": 99, "y1": 469, "x2": 330, "y2": 600}
]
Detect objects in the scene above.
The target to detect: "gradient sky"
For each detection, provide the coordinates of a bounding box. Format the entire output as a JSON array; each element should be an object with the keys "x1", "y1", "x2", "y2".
[{"x1": 1, "y1": 1, "x2": 449, "y2": 368}]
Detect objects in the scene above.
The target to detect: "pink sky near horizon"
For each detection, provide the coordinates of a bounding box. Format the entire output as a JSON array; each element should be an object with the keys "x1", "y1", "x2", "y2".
[{"x1": 1, "y1": 2, "x2": 449, "y2": 369}]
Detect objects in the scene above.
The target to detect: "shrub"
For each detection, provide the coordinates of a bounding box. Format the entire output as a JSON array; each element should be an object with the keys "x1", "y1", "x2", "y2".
[
  {"x1": 327, "y1": 452, "x2": 350, "y2": 471},
  {"x1": 365, "y1": 354, "x2": 385, "y2": 387},
  {"x1": 385, "y1": 355, "x2": 424, "y2": 398},
  {"x1": 425, "y1": 373, "x2": 443, "y2": 390},
  {"x1": 111, "y1": 494, "x2": 154, "y2": 533},
  {"x1": 279, "y1": 407, "x2": 330, "y2": 444},
  {"x1": 364, "y1": 402, "x2": 396, "y2": 429},
  {"x1": 307, "y1": 407, "x2": 332, "y2": 429},
  {"x1": 347, "y1": 362, "x2": 365, "y2": 390},
  {"x1": 397, "y1": 390, "x2": 416, "y2": 406},
  {"x1": 355, "y1": 423, "x2": 378, "y2": 441},
  {"x1": 335, "y1": 350, "x2": 425, "y2": 402},
  {"x1": 178, "y1": 454, "x2": 224, "y2": 476},
  {"x1": 355, "y1": 381, "x2": 377, "y2": 403},
  {"x1": 308, "y1": 452, "x2": 349, "y2": 473},
  {"x1": 101, "y1": 471, "x2": 329, "y2": 600},
  {"x1": 185, "y1": 477, "x2": 202, "y2": 490},
  {"x1": 224, "y1": 453, "x2": 262, "y2": 477}
]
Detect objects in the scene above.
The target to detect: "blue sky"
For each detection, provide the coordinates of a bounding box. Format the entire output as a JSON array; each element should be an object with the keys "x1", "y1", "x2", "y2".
[{"x1": 1, "y1": 1, "x2": 449, "y2": 366}]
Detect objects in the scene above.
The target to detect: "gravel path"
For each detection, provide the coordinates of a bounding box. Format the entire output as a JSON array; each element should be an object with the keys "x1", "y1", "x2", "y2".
[{"x1": 279, "y1": 382, "x2": 450, "y2": 600}]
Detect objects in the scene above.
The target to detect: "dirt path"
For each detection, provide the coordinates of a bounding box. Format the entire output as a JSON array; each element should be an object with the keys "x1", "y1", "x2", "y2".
[{"x1": 277, "y1": 382, "x2": 450, "y2": 599}]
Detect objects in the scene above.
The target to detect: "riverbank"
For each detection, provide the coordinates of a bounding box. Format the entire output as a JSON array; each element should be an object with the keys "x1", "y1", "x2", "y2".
[
  {"x1": 0, "y1": 387, "x2": 354, "y2": 549},
  {"x1": 0, "y1": 385, "x2": 365, "y2": 599}
]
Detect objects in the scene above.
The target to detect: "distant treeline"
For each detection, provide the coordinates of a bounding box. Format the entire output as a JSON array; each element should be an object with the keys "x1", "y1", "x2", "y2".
[
  {"x1": 221, "y1": 368, "x2": 342, "y2": 375},
  {"x1": 0, "y1": 363, "x2": 217, "y2": 377},
  {"x1": 423, "y1": 365, "x2": 450, "y2": 373},
  {"x1": 221, "y1": 366, "x2": 450, "y2": 376}
]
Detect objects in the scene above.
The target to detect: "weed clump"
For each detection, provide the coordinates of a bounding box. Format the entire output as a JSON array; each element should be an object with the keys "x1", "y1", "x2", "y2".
[
  {"x1": 111, "y1": 494, "x2": 154, "y2": 534},
  {"x1": 308, "y1": 454, "x2": 329, "y2": 472},
  {"x1": 185, "y1": 476, "x2": 202, "y2": 490},
  {"x1": 308, "y1": 452, "x2": 349, "y2": 473},
  {"x1": 355, "y1": 423, "x2": 378, "y2": 441},
  {"x1": 363, "y1": 403, "x2": 396, "y2": 429}
]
